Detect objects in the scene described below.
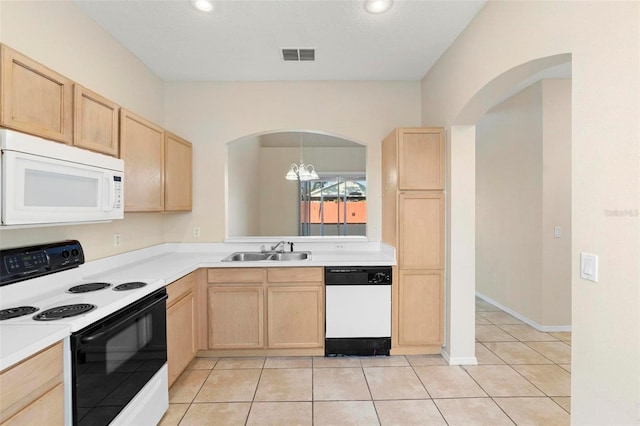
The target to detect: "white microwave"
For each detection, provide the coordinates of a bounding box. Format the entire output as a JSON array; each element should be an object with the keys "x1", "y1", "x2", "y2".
[{"x1": 0, "y1": 129, "x2": 124, "y2": 226}]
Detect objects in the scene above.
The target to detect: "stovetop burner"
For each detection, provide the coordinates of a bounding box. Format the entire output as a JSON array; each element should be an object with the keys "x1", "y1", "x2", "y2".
[
  {"x1": 0, "y1": 306, "x2": 39, "y2": 321},
  {"x1": 113, "y1": 282, "x2": 147, "y2": 291},
  {"x1": 68, "y1": 282, "x2": 111, "y2": 293},
  {"x1": 33, "y1": 304, "x2": 96, "y2": 321}
]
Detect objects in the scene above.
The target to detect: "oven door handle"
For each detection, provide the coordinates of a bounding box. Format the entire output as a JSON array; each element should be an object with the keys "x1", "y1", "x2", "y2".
[{"x1": 80, "y1": 293, "x2": 167, "y2": 344}]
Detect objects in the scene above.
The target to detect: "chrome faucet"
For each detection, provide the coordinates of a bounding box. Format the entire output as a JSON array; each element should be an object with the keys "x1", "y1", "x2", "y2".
[
  {"x1": 270, "y1": 241, "x2": 287, "y2": 252},
  {"x1": 270, "y1": 241, "x2": 294, "y2": 252}
]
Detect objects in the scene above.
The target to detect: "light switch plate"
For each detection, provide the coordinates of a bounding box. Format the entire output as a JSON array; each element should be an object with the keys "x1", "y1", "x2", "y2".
[
  {"x1": 554, "y1": 226, "x2": 561, "y2": 238},
  {"x1": 580, "y1": 252, "x2": 598, "y2": 282}
]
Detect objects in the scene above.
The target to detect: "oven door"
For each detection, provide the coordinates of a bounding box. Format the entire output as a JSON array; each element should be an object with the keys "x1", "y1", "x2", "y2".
[{"x1": 70, "y1": 289, "x2": 167, "y2": 426}]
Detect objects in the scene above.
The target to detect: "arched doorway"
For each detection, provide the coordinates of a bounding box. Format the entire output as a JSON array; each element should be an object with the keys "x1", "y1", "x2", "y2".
[{"x1": 444, "y1": 54, "x2": 572, "y2": 364}]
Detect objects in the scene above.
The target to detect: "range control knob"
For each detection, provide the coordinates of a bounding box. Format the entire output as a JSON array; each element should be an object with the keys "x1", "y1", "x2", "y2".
[
  {"x1": 61, "y1": 250, "x2": 70, "y2": 258},
  {"x1": 71, "y1": 249, "x2": 79, "y2": 257},
  {"x1": 372, "y1": 272, "x2": 388, "y2": 284}
]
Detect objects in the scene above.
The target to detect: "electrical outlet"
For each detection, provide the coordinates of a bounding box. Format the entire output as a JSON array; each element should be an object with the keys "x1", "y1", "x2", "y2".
[
  {"x1": 334, "y1": 243, "x2": 345, "y2": 250},
  {"x1": 113, "y1": 233, "x2": 121, "y2": 247},
  {"x1": 193, "y1": 227, "x2": 201, "y2": 238}
]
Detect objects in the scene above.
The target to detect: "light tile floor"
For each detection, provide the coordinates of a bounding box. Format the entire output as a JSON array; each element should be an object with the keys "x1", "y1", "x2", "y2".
[{"x1": 159, "y1": 297, "x2": 571, "y2": 425}]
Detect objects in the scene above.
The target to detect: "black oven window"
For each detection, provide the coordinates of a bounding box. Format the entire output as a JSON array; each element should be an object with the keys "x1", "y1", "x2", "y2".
[{"x1": 71, "y1": 290, "x2": 167, "y2": 426}]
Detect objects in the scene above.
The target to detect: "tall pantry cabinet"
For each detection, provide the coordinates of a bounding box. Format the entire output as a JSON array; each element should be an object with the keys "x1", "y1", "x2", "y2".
[{"x1": 382, "y1": 128, "x2": 445, "y2": 355}]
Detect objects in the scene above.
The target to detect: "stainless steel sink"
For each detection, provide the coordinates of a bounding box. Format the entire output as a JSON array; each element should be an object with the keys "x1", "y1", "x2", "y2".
[
  {"x1": 222, "y1": 252, "x2": 272, "y2": 262},
  {"x1": 221, "y1": 251, "x2": 311, "y2": 262},
  {"x1": 269, "y1": 252, "x2": 311, "y2": 261}
]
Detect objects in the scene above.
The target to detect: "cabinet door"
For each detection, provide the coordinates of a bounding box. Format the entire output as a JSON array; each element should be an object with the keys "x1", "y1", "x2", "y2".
[
  {"x1": 208, "y1": 285, "x2": 264, "y2": 349},
  {"x1": 167, "y1": 292, "x2": 196, "y2": 386},
  {"x1": 0, "y1": 45, "x2": 73, "y2": 144},
  {"x1": 398, "y1": 192, "x2": 444, "y2": 269},
  {"x1": 0, "y1": 342, "x2": 63, "y2": 424},
  {"x1": 267, "y1": 285, "x2": 323, "y2": 349},
  {"x1": 396, "y1": 270, "x2": 443, "y2": 347},
  {"x1": 119, "y1": 109, "x2": 165, "y2": 212},
  {"x1": 73, "y1": 85, "x2": 119, "y2": 156},
  {"x1": 398, "y1": 128, "x2": 444, "y2": 190},
  {"x1": 164, "y1": 132, "x2": 193, "y2": 211}
]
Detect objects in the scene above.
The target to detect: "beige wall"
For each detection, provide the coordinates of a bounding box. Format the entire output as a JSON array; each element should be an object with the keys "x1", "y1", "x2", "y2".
[
  {"x1": 0, "y1": 0, "x2": 167, "y2": 260},
  {"x1": 227, "y1": 136, "x2": 261, "y2": 237},
  {"x1": 422, "y1": 1, "x2": 639, "y2": 422},
  {"x1": 476, "y1": 80, "x2": 571, "y2": 328},
  {"x1": 476, "y1": 82, "x2": 544, "y2": 323},
  {"x1": 541, "y1": 79, "x2": 572, "y2": 327},
  {"x1": 163, "y1": 81, "x2": 421, "y2": 242}
]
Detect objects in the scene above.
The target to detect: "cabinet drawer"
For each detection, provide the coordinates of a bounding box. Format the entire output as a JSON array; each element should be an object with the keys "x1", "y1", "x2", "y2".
[
  {"x1": 208, "y1": 268, "x2": 265, "y2": 284},
  {"x1": 166, "y1": 272, "x2": 195, "y2": 307},
  {"x1": 1, "y1": 383, "x2": 63, "y2": 426},
  {"x1": 267, "y1": 267, "x2": 323, "y2": 283},
  {"x1": 0, "y1": 342, "x2": 63, "y2": 423}
]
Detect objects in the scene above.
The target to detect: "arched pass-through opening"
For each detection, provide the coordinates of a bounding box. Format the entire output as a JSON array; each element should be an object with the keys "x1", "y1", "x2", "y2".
[
  {"x1": 225, "y1": 130, "x2": 368, "y2": 239},
  {"x1": 444, "y1": 54, "x2": 572, "y2": 364}
]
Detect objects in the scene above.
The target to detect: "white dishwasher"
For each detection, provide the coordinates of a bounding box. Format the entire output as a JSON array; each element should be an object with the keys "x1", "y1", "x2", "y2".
[{"x1": 324, "y1": 266, "x2": 392, "y2": 356}]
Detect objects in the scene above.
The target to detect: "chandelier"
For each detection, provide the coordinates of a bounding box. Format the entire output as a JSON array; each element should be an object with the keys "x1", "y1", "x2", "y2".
[{"x1": 285, "y1": 133, "x2": 319, "y2": 181}]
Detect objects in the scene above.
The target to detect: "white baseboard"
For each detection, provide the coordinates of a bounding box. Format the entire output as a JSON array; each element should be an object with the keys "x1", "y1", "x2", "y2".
[
  {"x1": 441, "y1": 348, "x2": 478, "y2": 366},
  {"x1": 475, "y1": 292, "x2": 572, "y2": 332}
]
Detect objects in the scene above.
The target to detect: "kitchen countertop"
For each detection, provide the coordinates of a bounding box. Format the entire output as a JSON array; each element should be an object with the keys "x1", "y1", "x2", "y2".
[
  {"x1": 0, "y1": 240, "x2": 395, "y2": 371},
  {"x1": 0, "y1": 324, "x2": 69, "y2": 371}
]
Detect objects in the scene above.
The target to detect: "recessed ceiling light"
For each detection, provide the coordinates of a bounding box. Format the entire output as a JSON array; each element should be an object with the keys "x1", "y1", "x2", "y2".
[
  {"x1": 191, "y1": 0, "x2": 214, "y2": 13},
  {"x1": 364, "y1": 0, "x2": 393, "y2": 14}
]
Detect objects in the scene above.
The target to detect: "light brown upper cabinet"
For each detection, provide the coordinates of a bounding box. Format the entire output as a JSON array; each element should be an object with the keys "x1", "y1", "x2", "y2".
[
  {"x1": 0, "y1": 45, "x2": 73, "y2": 144},
  {"x1": 396, "y1": 128, "x2": 445, "y2": 190},
  {"x1": 73, "y1": 85, "x2": 119, "y2": 156},
  {"x1": 120, "y1": 109, "x2": 165, "y2": 212},
  {"x1": 164, "y1": 132, "x2": 193, "y2": 211}
]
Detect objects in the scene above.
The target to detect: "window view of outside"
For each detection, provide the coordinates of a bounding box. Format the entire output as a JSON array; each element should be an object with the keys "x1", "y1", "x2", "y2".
[{"x1": 299, "y1": 176, "x2": 366, "y2": 236}]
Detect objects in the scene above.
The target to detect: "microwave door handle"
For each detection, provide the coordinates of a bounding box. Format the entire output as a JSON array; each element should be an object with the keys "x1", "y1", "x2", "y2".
[
  {"x1": 80, "y1": 294, "x2": 168, "y2": 344},
  {"x1": 103, "y1": 174, "x2": 113, "y2": 212}
]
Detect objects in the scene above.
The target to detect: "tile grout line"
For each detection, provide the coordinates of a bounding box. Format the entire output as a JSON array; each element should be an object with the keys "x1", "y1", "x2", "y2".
[
  {"x1": 360, "y1": 361, "x2": 381, "y2": 426},
  {"x1": 176, "y1": 358, "x2": 218, "y2": 425},
  {"x1": 475, "y1": 300, "x2": 572, "y2": 420},
  {"x1": 245, "y1": 358, "x2": 267, "y2": 425}
]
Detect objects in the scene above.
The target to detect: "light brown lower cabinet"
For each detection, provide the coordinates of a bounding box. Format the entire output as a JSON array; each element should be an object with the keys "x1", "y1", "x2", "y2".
[
  {"x1": 208, "y1": 285, "x2": 265, "y2": 349},
  {"x1": 392, "y1": 269, "x2": 444, "y2": 354},
  {"x1": 206, "y1": 267, "x2": 324, "y2": 354},
  {"x1": 0, "y1": 342, "x2": 64, "y2": 425},
  {"x1": 166, "y1": 273, "x2": 197, "y2": 386},
  {"x1": 267, "y1": 286, "x2": 323, "y2": 348}
]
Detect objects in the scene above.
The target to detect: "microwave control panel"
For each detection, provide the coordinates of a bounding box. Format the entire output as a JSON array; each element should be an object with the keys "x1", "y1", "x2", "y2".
[{"x1": 113, "y1": 175, "x2": 123, "y2": 209}]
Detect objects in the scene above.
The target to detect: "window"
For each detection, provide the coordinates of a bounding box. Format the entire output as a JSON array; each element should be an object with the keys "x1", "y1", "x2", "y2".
[{"x1": 299, "y1": 174, "x2": 366, "y2": 236}]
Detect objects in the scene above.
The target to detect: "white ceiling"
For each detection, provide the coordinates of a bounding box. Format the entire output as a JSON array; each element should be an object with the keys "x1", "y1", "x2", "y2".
[{"x1": 72, "y1": 0, "x2": 487, "y2": 82}]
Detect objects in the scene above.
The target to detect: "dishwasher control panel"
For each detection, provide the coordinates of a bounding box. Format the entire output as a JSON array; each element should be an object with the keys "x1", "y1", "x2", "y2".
[{"x1": 324, "y1": 266, "x2": 392, "y2": 285}]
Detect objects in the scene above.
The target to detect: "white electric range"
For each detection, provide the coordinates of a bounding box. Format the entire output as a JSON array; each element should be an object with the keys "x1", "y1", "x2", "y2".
[{"x1": 0, "y1": 240, "x2": 168, "y2": 426}]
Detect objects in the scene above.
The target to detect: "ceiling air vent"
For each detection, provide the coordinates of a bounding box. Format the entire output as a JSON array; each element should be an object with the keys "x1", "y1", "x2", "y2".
[{"x1": 281, "y1": 48, "x2": 315, "y2": 62}]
